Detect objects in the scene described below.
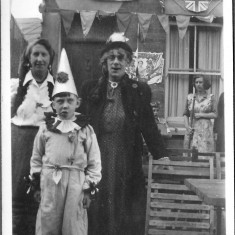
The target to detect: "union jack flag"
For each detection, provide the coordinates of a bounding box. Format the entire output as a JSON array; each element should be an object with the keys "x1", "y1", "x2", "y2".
[{"x1": 185, "y1": 0, "x2": 211, "y2": 13}]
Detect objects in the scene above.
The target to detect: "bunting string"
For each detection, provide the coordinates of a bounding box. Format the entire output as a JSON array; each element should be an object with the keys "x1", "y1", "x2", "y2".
[{"x1": 44, "y1": 7, "x2": 216, "y2": 39}]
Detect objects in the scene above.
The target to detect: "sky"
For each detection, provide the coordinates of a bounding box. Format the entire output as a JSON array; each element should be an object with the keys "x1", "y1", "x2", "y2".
[{"x1": 11, "y1": 0, "x2": 42, "y2": 19}]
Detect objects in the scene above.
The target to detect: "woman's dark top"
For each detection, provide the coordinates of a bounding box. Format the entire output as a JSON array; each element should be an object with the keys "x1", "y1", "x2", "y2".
[{"x1": 79, "y1": 74, "x2": 166, "y2": 235}]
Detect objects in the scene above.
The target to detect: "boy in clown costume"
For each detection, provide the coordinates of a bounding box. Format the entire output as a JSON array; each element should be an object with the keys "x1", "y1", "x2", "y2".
[{"x1": 30, "y1": 49, "x2": 101, "y2": 235}]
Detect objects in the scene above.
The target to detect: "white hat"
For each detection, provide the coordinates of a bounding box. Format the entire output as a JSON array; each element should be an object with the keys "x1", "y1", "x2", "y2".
[
  {"x1": 106, "y1": 32, "x2": 129, "y2": 43},
  {"x1": 52, "y1": 49, "x2": 78, "y2": 97},
  {"x1": 101, "y1": 32, "x2": 132, "y2": 57}
]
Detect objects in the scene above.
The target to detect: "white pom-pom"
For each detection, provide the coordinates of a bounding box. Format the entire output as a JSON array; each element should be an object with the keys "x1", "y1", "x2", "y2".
[{"x1": 107, "y1": 32, "x2": 129, "y2": 43}]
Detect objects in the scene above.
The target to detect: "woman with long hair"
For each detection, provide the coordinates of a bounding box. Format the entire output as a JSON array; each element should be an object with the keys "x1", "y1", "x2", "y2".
[{"x1": 11, "y1": 38, "x2": 55, "y2": 235}]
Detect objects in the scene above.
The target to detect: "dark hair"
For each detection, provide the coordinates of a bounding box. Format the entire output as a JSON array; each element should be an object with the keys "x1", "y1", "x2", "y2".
[
  {"x1": 52, "y1": 92, "x2": 79, "y2": 100},
  {"x1": 193, "y1": 75, "x2": 211, "y2": 90},
  {"x1": 18, "y1": 38, "x2": 55, "y2": 81}
]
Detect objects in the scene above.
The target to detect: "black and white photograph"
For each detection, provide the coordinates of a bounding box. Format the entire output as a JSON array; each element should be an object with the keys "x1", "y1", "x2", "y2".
[{"x1": 1, "y1": 0, "x2": 234, "y2": 235}]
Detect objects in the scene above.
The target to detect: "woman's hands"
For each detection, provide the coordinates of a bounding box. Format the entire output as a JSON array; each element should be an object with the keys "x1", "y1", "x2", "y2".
[
  {"x1": 194, "y1": 112, "x2": 217, "y2": 119},
  {"x1": 194, "y1": 113, "x2": 202, "y2": 119},
  {"x1": 185, "y1": 125, "x2": 194, "y2": 135}
]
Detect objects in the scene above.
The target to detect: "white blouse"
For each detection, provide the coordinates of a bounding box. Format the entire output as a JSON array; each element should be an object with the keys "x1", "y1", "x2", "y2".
[{"x1": 12, "y1": 71, "x2": 54, "y2": 126}]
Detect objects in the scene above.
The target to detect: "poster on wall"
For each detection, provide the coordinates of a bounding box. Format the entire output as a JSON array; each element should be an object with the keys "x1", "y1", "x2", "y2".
[{"x1": 126, "y1": 52, "x2": 164, "y2": 85}]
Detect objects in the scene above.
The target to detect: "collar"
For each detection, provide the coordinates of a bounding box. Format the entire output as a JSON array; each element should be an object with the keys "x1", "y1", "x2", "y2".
[
  {"x1": 23, "y1": 70, "x2": 54, "y2": 86},
  {"x1": 44, "y1": 112, "x2": 90, "y2": 134},
  {"x1": 55, "y1": 116, "x2": 81, "y2": 133}
]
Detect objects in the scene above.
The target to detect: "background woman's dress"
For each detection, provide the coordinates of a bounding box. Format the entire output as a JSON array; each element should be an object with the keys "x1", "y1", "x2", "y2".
[{"x1": 184, "y1": 93, "x2": 216, "y2": 152}]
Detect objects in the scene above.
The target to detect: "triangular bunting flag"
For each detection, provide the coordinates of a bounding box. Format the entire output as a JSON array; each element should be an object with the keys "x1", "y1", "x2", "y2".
[
  {"x1": 80, "y1": 11, "x2": 97, "y2": 37},
  {"x1": 60, "y1": 10, "x2": 75, "y2": 35},
  {"x1": 137, "y1": 13, "x2": 153, "y2": 41},
  {"x1": 116, "y1": 12, "x2": 132, "y2": 34},
  {"x1": 157, "y1": 14, "x2": 169, "y2": 34},
  {"x1": 176, "y1": 15, "x2": 190, "y2": 39}
]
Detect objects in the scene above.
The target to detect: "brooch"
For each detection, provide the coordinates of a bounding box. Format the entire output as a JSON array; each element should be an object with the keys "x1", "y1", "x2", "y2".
[
  {"x1": 132, "y1": 84, "x2": 138, "y2": 89},
  {"x1": 109, "y1": 81, "x2": 119, "y2": 89}
]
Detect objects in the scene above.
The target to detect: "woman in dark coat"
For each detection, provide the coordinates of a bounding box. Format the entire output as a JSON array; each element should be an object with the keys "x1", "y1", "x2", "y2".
[
  {"x1": 79, "y1": 33, "x2": 166, "y2": 235},
  {"x1": 11, "y1": 38, "x2": 55, "y2": 235}
]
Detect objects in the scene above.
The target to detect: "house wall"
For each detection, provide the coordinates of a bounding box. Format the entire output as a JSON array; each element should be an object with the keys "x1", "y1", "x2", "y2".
[
  {"x1": 42, "y1": 9, "x2": 167, "y2": 116},
  {"x1": 10, "y1": 16, "x2": 27, "y2": 78}
]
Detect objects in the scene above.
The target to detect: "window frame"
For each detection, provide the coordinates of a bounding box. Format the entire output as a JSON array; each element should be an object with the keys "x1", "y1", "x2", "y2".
[{"x1": 164, "y1": 21, "x2": 223, "y2": 118}]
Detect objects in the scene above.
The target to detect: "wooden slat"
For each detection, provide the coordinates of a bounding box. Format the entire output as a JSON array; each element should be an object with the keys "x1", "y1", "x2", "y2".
[
  {"x1": 148, "y1": 228, "x2": 210, "y2": 235},
  {"x1": 169, "y1": 156, "x2": 192, "y2": 161},
  {"x1": 167, "y1": 148, "x2": 192, "y2": 153},
  {"x1": 151, "y1": 202, "x2": 211, "y2": 210},
  {"x1": 151, "y1": 193, "x2": 201, "y2": 201},
  {"x1": 145, "y1": 154, "x2": 153, "y2": 235},
  {"x1": 152, "y1": 169, "x2": 210, "y2": 177},
  {"x1": 149, "y1": 220, "x2": 210, "y2": 229},
  {"x1": 145, "y1": 152, "x2": 215, "y2": 235},
  {"x1": 150, "y1": 211, "x2": 210, "y2": 219},
  {"x1": 152, "y1": 160, "x2": 210, "y2": 167},
  {"x1": 151, "y1": 183, "x2": 188, "y2": 191},
  {"x1": 216, "y1": 152, "x2": 222, "y2": 179},
  {"x1": 209, "y1": 157, "x2": 214, "y2": 179}
]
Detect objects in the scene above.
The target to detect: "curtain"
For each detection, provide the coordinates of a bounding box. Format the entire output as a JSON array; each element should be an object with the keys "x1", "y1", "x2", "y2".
[
  {"x1": 198, "y1": 27, "x2": 221, "y2": 103},
  {"x1": 168, "y1": 27, "x2": 190, "y2": 117},
  {"x1": 168, "y1": 26, "x2": 221, "y2": 117}
]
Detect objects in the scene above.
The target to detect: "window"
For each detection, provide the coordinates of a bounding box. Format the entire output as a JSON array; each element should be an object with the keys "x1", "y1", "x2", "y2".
[{"x1": 166, "y1": 20, "x2": 222, "y2": 117}]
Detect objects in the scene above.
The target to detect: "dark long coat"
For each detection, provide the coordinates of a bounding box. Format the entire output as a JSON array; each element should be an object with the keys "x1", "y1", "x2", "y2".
[{"x1": 79, "y1": 74, "x2": 166, "y2": 235}]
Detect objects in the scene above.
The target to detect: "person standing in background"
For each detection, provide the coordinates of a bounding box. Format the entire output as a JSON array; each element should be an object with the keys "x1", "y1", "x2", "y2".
[{"x1": 183, "y1": 75, "x2": 217, "y2": 152}]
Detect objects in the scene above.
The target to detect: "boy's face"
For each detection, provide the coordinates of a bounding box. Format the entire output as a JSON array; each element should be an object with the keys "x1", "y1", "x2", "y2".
[{"x1": 52, "y1": 94, "x2": 80, "y2": 120}]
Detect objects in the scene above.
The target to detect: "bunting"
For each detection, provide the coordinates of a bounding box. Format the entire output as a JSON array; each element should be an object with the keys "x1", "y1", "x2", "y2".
[
  {"x1": 137, "y1": 13, "x2": 153, "y2": 41},
  {"x1": 80, "y1": 11, "x2": 97, "y2": 37},
  {"x1": 116, "y1": 12, "x2": 132, "y2": 33},
  {"x1": 185, "y1": 0, "x2": 210, "y2": 13},
  {"x1": 60, "y1": 11, "x2": 75, "y2": 35},
  {"x1": 48, "y1": 8, "x2": 216, "y2": 42},
  {"x1": 157, "y1": 14, "x2": 169, "y2": 34},
  {"x1": 176, "y1": 15, "x2": 190, "y2": 39}
]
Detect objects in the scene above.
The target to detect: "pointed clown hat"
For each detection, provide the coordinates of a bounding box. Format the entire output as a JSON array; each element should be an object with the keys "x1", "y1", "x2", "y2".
[{"x1": 52, "y1": 48, "x2": 78, "y2": 97}]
